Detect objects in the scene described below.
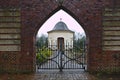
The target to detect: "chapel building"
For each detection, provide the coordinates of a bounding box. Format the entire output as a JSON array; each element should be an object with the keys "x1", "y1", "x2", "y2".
[{"x1": 47, "y1": 21, "x2": 74, "y2": 50}]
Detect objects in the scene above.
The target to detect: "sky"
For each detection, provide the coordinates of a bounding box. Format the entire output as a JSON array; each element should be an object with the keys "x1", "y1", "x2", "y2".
[{"x1": 37, "y1": 10, "x2": 85, "y2": 38}]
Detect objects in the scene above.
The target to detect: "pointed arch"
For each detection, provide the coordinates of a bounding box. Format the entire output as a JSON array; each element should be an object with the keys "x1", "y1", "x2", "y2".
[
  {"x1": 34, "y1": 6, "x2": 89, "y2": 71},
  {"x1": 34, "y1": 6, "x2": 88, "y2": 38}
]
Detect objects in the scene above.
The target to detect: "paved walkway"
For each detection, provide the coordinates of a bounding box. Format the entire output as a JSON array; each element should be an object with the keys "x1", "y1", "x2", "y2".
[
  {"x1": 0, "y1": 70, "x2": 119, "y2": 80},
  {"x1": 0, "y1": 71, "x2": 95, "y2": 80},
  {"x1": 35, "y1": 70, "x2": 93, "y2": 80}
]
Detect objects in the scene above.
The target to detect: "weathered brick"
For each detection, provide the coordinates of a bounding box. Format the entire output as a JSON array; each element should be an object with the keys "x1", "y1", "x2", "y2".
[{"x1": 0, "y1": 0, "x2": 119, "y2": 73}]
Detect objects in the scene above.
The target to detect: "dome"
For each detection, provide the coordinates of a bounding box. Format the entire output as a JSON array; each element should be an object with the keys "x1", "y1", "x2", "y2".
[
  {"x1": 52, "y1": 21, "x2": 69, "y2": 30},
  {"x1": 47, "y1": 21, "x2": 74, "y2": 33}
]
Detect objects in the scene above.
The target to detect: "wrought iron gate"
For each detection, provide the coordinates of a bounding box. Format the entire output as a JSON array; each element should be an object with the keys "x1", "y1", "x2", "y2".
[{"x1": 36, "y1": 42, "x2": 86, "y2": 71}]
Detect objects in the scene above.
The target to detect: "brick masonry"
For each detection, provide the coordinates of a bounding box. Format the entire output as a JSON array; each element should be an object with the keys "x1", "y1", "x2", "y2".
[{"x1": 0, "y1": 0, "x2": 119, "y2": 73}]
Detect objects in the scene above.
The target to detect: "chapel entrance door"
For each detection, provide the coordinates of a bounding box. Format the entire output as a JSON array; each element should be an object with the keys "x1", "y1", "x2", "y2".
[{"x1": 57, "y1": 37, "x2": 64, "y2": 51}]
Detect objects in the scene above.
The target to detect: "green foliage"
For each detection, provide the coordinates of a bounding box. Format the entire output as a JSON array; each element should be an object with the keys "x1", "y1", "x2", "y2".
[
  {"x1": 36, "y1": 34, "x2": 48, "y2": 49},
  {"x1": 73, "y1": 36, "x2": 86, "y2": 53},
  {"x1": 36, "y1": 35, "x2": 50, "y2": 65},
  {"x1": 36, "y1": 47, "x2": 52, "y2": 64}
]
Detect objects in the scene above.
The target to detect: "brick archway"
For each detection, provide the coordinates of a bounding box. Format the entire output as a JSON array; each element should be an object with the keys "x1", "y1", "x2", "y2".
[
  {"x1": 34, "y1": 6, "x2": 90, "y2": 71},
  {"x1": 0, "y1": 0, "x2": 119, "y2": 73},
  {"x1": 33, "y1": 5, "x2": 101, "y2": 72}
]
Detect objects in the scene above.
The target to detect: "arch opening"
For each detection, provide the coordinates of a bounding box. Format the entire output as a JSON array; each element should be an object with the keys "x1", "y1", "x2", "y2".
[{"x1": 35, "y1": 8, "x2": 88, "y2": 72}]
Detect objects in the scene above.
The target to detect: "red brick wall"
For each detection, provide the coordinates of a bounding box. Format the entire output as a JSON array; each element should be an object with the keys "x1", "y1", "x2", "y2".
[{"x1": 0, "y1": 0, "x2": 119, "y2": 73}]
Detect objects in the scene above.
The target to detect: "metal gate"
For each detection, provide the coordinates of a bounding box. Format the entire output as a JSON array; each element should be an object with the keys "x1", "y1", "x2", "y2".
[{"x1": 36, "y1": 42, "x2": 86, "y2": 71}]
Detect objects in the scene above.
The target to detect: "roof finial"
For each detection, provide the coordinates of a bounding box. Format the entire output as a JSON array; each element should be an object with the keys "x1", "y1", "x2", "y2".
[{"x1": 60, "y1": 18, "x2": 62, "y2": 21}]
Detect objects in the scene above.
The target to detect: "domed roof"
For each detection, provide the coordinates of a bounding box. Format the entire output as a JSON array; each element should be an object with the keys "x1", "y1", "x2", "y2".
[
  {"x1": 47, "y1": 21, "x2": 74, "y2": 33},
  {"x1": 52, "y1": 21, "x2": 69, "y2": 30}
]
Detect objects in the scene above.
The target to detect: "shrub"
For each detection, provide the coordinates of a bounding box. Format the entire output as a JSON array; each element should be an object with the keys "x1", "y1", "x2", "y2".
[{"x1": 36, "y1": 47, "x2": 52, "y2": 64}]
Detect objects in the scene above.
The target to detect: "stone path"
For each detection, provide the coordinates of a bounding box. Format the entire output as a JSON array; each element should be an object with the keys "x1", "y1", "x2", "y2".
[
  {"x1": 0, "y1": 70, "x2": 119, "y2": 80},
  {"x1": 36, "y1": 70, "x2": 92, "y2": 80}
]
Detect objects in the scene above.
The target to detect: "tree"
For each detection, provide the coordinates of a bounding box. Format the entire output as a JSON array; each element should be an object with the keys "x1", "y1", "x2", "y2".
[
  {"x1": 36, "y1": 34, "x2": 48, "y2": 49},
  {"x1": 73, "y1": 34, "x2": 86, "y2": 52}
]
